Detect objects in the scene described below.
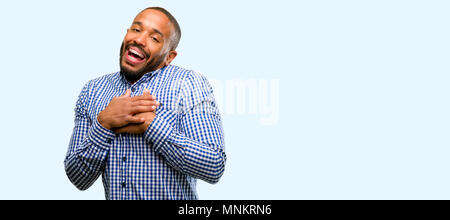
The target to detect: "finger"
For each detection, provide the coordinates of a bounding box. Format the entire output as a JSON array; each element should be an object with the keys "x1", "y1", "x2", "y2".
[
  {"x1": 133, "y1": 100, "x2": 160, "y2": 107},
  {"x1": 131, "y1": 94, "x2": 156, "y2": 102},
  {"x1": 114, "y1": 126, "x2": 135, "y2": 134},
  {"x1": 131, "y1": 105, "x2": 157, "y2": 114},
  {"x1": 142, "y1": 91, "x2": 156, "y2": 100},
  {"x1": 120, "y1": 89, "x2": 131, "y2": 98},
  {"x1": 116, "y1": 125, "x2": 140, "y2": 134},
  {"x1": 126, "y1": 115, "x2": 146, "y2": 124},
  {"x1": 114, "y1": 127, "x2": 125, "y2": 134},
  {"x1": 141, "y1": 89, "x2": 156, "y2": 99}
]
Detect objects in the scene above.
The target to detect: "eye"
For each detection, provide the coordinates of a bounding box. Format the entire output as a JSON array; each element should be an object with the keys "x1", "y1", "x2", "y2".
[
  {"x1": 151, "y1": 37, "x2": 160, "y2": 43},
  {"x1": 131, "y1": 28, "x2": 140, "y2": 32}
]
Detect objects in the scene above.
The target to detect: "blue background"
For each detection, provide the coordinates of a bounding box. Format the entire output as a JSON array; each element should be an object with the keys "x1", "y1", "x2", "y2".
[{"x1": 0, "y1": 0, "x2": 449, "y2": 199}]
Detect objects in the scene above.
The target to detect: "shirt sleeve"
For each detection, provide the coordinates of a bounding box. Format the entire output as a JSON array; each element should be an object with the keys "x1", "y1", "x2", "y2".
[
  {"x1": 144, "y1": 72, "x2": 227, "y2": 184},
  {"x1": 64, "y1": 82, "x2": 116, "y2": 190}
]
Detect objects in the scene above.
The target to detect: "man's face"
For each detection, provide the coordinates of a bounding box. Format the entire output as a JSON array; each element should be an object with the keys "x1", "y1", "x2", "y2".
[{"x1": 120, "y1": 9, "x2": 174, "y2": 82}]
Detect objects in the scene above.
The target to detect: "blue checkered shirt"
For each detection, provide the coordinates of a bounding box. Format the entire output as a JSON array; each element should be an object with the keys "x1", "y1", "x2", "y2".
[{"x1": 64, "y1": 65, "x2": 226, "y2": 200}]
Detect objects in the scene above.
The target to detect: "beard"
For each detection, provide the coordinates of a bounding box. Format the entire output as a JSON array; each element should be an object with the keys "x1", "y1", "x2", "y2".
[{"x1": 119, "y1": 42, "x2": 167, "y2": 83}]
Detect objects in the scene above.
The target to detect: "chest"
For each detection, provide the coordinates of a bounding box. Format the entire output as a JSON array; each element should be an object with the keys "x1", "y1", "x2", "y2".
[{"x1": 88, "y1": 75, "x2": 185, "y2": 126}]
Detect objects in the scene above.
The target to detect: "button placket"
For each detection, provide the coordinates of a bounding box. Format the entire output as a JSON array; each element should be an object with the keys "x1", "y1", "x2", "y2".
[{"x1": 121, "y1": 134, "x2": 128, "y2": 197}]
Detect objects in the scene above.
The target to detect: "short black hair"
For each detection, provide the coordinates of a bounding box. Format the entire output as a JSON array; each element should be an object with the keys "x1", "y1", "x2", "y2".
[{"x1": 143, "y1": 7, "x2": 181, "y2": 51}]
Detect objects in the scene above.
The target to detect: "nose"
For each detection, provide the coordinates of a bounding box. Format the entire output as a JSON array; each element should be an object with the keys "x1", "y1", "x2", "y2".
[{"x1": 133, "y1": 32, "x2": 146, "y2": 46}]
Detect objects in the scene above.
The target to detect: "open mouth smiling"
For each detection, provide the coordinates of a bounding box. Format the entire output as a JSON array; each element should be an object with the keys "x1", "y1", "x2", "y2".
[{"x1": 125, "y1": 46, "x2": 147, "y2": 64}]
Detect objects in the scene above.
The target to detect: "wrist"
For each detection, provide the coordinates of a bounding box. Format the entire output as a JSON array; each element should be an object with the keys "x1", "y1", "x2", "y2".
[
  {"x1": 97, "y1": 112, "x2": 111, "y2": 130},
  {"x1": 144, "y1": 114, "x2": 174, "y2": 151}
]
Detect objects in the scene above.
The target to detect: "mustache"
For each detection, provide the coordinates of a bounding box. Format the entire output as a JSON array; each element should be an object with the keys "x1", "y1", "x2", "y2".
[{"x1": 120, "y1": 42, "x2": 150, "y2": 58}]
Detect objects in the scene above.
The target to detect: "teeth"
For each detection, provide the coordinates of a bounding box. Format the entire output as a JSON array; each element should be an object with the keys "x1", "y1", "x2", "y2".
[{"x1": 129, "y1": 48, "x2": 144, "y2": 58}]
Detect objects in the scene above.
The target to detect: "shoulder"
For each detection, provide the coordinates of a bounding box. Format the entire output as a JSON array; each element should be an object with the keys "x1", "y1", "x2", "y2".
[
  {"x1": 166, "y1": 66, "x2": 214, "y2": 106},
  {"x1": 163, "y1": 65, "x2": 207, "y2": 83},
  {"x1": 159, "y1": 65, "x2": 212, "y2": 96},
  {"x1": 166, "y1": 65, "x2": 211, "y2": 89},
  {"x1": 77, "y1": 72, "x2": 120, "y2": 103}
]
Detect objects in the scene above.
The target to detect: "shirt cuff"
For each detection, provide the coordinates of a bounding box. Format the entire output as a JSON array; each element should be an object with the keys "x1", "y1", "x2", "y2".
[
  {"x1": 144, "y1": 114, "x2": 175, "y2": 152},
  {"x1": 87, "y1": 118, "x2": 116, "y2": 150}
]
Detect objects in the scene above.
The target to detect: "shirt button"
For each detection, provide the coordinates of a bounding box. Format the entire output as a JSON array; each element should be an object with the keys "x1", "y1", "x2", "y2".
[
  {"x1": 122, "y1": 157, "x2": 126, "y2": 162},
  {"x1": 131, "y1": 87, "x2": 136, "y2": 92},
  {"x1": 122, "y1": 182, "x2": 126, "y2": 188}
]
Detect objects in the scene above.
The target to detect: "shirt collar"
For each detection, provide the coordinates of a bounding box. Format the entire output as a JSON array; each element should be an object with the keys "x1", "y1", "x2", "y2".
[{"x1": 119, "y1": 65, "x2": 167, "y2": 86}]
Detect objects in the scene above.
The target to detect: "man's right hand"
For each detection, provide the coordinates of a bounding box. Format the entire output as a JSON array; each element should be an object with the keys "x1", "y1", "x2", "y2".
[{"x1": 97, "y1": 89, "x2": 159, "y2": 130}]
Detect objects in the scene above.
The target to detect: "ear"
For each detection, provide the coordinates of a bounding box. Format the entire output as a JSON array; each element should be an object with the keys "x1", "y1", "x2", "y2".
[{"x1": 164, "y1": 50, "x2": 178, "y2": 66}]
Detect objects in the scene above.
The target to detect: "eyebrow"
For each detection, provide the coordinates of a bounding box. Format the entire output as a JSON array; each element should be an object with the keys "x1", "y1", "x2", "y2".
[{"x1": 132, "y1": 21, "x2": 165, "y2": 37}]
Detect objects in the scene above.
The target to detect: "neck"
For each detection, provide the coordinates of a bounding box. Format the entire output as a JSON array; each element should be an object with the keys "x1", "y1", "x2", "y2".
[{"x1": 121, "y1": 65, "x2": 167, "y2": 84}]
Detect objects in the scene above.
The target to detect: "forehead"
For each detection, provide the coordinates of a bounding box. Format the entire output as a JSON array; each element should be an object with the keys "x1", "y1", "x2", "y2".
[{"x1": 133, "y1": 9, "x2": 173, "y2": 36}]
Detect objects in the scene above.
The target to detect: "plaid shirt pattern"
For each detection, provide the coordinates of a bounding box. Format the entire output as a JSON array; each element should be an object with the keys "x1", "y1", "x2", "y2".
[{"x1": 64, "y1": 65, "x2": 226, "y2": 200}]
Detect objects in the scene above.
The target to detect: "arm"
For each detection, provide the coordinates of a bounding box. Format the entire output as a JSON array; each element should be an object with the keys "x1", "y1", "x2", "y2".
[
  {"x1": 64, "y1": 85, "x2": 159, "y2": 190},
  {"x1": 64, "y1": 83, "x2": 115, "y2": 190},
  {"x1": 145, "y1": 73, "x2": 226, "y2": 184}
]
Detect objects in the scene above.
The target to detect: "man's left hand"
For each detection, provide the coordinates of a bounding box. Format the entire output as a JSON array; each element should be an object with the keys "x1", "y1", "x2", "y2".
[{"x1": 114, "y1": 111, "x2": 156, "y2": 134}]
